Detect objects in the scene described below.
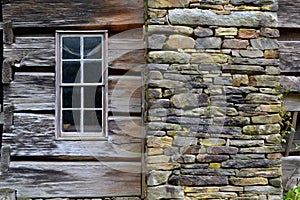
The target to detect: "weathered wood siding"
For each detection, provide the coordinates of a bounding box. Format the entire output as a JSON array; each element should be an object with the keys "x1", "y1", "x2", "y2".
[
  {"x1": 2, "y1": 0, "x2": 144, "y2": 198},
  {"x1": 3, "y1": 0, "x2": 144, "y2": 30},
  {"x1": 0, "y1": 161, "x2": 141, "y2": 198}
]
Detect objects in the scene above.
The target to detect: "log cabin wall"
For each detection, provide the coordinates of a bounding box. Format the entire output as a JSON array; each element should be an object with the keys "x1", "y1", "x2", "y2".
[{"x1": 1, "y1": 0, "x2": 145, "y2": 198}]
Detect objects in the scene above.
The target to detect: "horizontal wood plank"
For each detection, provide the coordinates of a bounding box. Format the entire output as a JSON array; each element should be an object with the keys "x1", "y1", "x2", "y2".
[
  {"x1": 282, "y1": 157, "x2": 300, "y2": 191},
  {"x1": 3, "y1": 113, "x2": 142, "y2": 158},
  {"x1": 4, "y1": 35, "x2": 145, "y2": 70},
  {"x1": 4, "y1": 73, "x2": 55, "y2": 111},
  {"x1": 0, "y1": 161, "x2": 141, "y2": 198},
  {"x1": 278, "y1": 0, "x2": 300, "y2": 28},
  {"x1": 283, "y1": 94, "x2": 300, "y2": 112},
  {"x1": 3, "y1": 0, "x2": 144, "y2": 30},
  {"x1": 4, "y1": 73, "x2": 142, "y2": 113},
  {"x1": 281, "y1": 76, "x2": 300, "y2": 93},
  {"x1": 280, "y1": 41, "x2": 300, "y2": 73}
]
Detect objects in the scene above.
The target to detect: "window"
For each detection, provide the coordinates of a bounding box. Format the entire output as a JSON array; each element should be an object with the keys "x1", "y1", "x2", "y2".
[{"x1": 56, "y1": 30, "x2": 108, "y2": 140}]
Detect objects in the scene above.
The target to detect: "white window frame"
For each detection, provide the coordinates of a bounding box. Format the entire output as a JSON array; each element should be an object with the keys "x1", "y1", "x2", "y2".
[{"x1": 55, "y1": 30, "x2": 108, "y2": 140}]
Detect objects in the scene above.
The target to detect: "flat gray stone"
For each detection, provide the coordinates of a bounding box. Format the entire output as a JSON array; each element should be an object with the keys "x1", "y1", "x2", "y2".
[{"x1": 169, "y1": 9, "x2": 277, "y2": 27}]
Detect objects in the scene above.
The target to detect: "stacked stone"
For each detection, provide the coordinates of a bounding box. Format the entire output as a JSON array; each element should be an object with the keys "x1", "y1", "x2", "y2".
[{"x1": 146, "y1": 0, "x2": 282, "y2": 199}]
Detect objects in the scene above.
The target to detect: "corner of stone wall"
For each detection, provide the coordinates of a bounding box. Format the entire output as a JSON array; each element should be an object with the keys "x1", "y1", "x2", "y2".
[{"x1": 145, "y1": 0, "x2": 282, "y2": 199}]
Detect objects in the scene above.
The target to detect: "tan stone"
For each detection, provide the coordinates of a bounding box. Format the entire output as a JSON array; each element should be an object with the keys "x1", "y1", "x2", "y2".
[
  {"x1": 209, "y1": 163, "x2": 221, "y2": 169},
  {"x1": 222, "y1": 39, "x2": 249, "y2": 49},
  {"x1": 238, "y1": 29, "x2": 259, "y2": 39},
  {"x1": 184, "y1": 187, "x2": 219, "y2": 193},
  {"x1": 164, "y1": 35, "x2": 195, "y2": 49},
  {"x1": 191, "y1": 53, "x2": 228, "y2": 64},
  {"x1": 229, "y1": 177, "x2": 268, "y2": 186},
  {"x1": 267, "y1": 153, "x2": 282, "y2": 159},
  {"x1": 147, "y1": 155, "x2": 170, "y2": 164},
  {"x1": 215, "y1": 27, "x2": 238, "y2": 36},
  {"x1": 148, "y1": 0, "x2": 189, "y2": 8},
  {"x1": 264, "y1": 50, "x2": 279, "y2": 59},
  {"x1": 200, "y1": 138, "x2": 226, "y2": 146},
  {"x1": 232, "y1": 74, "x2": 249, "y2": 86},
  {"x1": 147, "y1": 136, "x2": 173, "y2": 148},
  {"x1": 251, "y1": 114, "x2": 281, "y2": 124},
  {"x1": 260, "y1": 104, "x2": 281, "y2": 112},
  {"x1": 148, "y1": 148, "x2": 164, "y2": 155}
]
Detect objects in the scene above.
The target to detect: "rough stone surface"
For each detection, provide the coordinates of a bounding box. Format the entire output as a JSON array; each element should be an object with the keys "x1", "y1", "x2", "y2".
[
  {"x1": 148, "y1": 34, "x2": 167, "y2": 49},
  {"x1": 146, "y1": 0, "x2": 282, "y2": 199},
  {"x1": 194, "y1": 27, "x2": 213, "y2": 37},
  {"x1": 148, "y1": 51, "x2": 191, "y2": 64},
  {"x1": 164, "y1": 35, "x2": 195, "y2": 49},
  {"x1": 222, "y1": 39, "x2": 249, "y2": 49},
  {"x1": 229, "y1": 177, "x2": 268, "y2": 186},
  {"x1": 148, "y1": 25, "x2": 194, "y2": 36},
  {"x1": 243, "y1": 124, "x2": 281, "y2": 135},
  {"x1": 196, "y1": 37, "x2": 222, "y2": 49},
  {"x1": 238, "y1": 29, "x2": 259, "y2": 38},
  {"x1": 215, "y1": 27, "x2": 238, "y2": 36},
  {"x1": 147, "y1": 185, "x2": 184, "y2": 199},
  {"x1": 250, "y1": 38, "x2": 279, "y2": 50},
  {"x1": 191, "y1": 53, "x2": 228, "y2": 64},
  {"x1": 169, "y1": 10, "x2": 277, "y2": 27},
  {"x1": 147, "y1": 171, "x2": 172, "y2": 186},
  {"x1": 148, "y1": 0, "x2": 189, "y2": 8}
]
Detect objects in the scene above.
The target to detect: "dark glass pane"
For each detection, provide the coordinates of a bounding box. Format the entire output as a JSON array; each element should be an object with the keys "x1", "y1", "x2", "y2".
[
  {"x1": 62, "y1": 87, "x2": 81, "y2": 108},
  {"x1": 83, "y1": 61, "x2": 102, "y2": 83},
  {"x1": 84, "y1": 86, "x2": 102, "y2": 108},
  {"x1": 62, "y1": 61, "x2": 80, "y2": 83},
  {"x1": 62, "y1": 37, "x2": 80, "y2": 59},
  {"x1": 84, "y1": 37, "x2": 102, "y2": 59},
  {"x1": 62, "y1": 110, "x2": 80, "y2": 132},
  {"x1": 83, "y1": 110, "x2": 102, "y2": 132}
]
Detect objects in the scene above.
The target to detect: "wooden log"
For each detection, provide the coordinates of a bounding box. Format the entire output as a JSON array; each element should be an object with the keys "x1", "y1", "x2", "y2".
[
  {"x1": 283, "y1": 94, "x2": 300, "y2": 112},
  {"x1": 4, "y1": 72, "x2": 55, "y2": 111},
  {"x1": 4, "y1": 36, "x2": 144, "y2": 70},
  {"x1": 3, "y1": 0, "x2": 144, "y2": 30},
  {"x1": 285, "y1": 112, "x2": 298, "y2": 156},
  {"x1": 3, "y1": 21, "x2": 13, "y2": 44},
  {"x1": 279, "y1": 41, "x2": 300, "y2": 73},
  {"x1": 3, "y1": 103, "x2": 13, "y2": 132},
  {"x1": 3, "y1": 113, "x2": 142, "y2": 159},
  {"x1": 2, "y1": 58, "x2": 13, "y2": 84},
  {"x1": 281, "y1": 76, "x2": 300, "y2": 93},
  {"x1": 0, "y1": 161, "x2": 141, "y2": 198},
  {"x1": 0, "y1": 146, "x2": 11, "y2": 173},
  {"x1": 278, "y1": 0, "x2": 300, "y2": 28}
]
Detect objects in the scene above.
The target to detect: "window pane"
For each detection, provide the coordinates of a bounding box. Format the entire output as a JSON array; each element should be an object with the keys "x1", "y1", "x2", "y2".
[
  {"x1": 62, "y1": 61, "x2": 81, "y2": 83},
  {"x1": 84, "y1": 110, "x2": 102, "y2": 132},
  {"x1": 84, "y1": 37, "x2": 102, "y2": 59},
  {"x1": 62, "y1": 86, "x2": 81, "y2": 108},
  {"x1": 84, "y1": 86, "x2": 102, "y2": 108},
  {"x1": 62, "y1": 110, "x2": 80, "y2": 132},
  {"x1": 83, "y1": 61, "x2": 102, "y2": 83},
  {"x1": 63, "y1": 37, "x2": 80, "y2": 59}
]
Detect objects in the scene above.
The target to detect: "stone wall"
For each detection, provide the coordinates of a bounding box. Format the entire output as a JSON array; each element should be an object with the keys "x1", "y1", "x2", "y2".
[{"x1": 145, "y1": 0, "x2": 282, "y2": 199}]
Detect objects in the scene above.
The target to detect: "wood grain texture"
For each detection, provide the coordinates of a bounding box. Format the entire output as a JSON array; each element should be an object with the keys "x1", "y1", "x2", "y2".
[
  {"x1": 0, "y1": 161, "x2": 141, "y2": 198},
  {"x1": 3, "y1": 0, "x2": 144, "y2": 30},
  {"x1": 283, "y1": 94, "x2": 300, "y2": 112},
  {"x1": 3, "y1": 113, "x2": 142, "y2": 158},
  {"x1": 4, "y1": 72, "x2": 55, "y2": 111},
  {"x1": 280, "y1": 41, "x2": 300, "y2": 73},
  {"x1": 282, "y1": 157, "x2": 300, "y2": 191},
  {"x1": 4, "y1": 32, "x2": 145, "y2": 70},
  {"x1": 281, "y1": 76, "x2": 300, "y2": 93},
  {"x1": 278, "y1": 0, "x2": 300, "y2": 28}
]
